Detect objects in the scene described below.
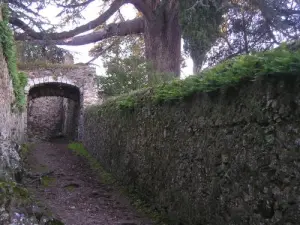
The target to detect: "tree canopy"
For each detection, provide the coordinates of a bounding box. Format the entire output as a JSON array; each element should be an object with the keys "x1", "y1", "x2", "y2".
[{"x1": 4, "y1": 0, "x2": 300, "y2": 75}]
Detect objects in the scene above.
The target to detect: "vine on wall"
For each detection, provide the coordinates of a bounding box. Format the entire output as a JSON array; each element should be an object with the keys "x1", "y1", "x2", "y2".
[{"x1": 0, "y1": 4, "x2": 27, "y2": 111}]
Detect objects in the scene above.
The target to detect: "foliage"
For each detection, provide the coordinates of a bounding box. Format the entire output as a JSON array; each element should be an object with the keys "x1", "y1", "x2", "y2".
[
  {"x1": 98, "y1": 56, "x2": 147, "y2": 96},
  {"x1": 96, "y1": 42, "x2": 300, "y2": 111},
  {"x1": 16, "y1": 41, "x2": 71, "y2": 64},
  {"x1": 89, "y1": 34, "x2": 145, "y2": 62},
  {"x1": 94, "y1": 33, "x2": 174, "y2": 96},
  {"x1": 179, "y1": 0, "x2": 300, "y2": 72},
  {"x1": 17, "y1": 61, "x2": 82, "y2": 71},
  {"x1": 0, "y1": 180, "x2": 29, "y2": 200},
  {"x1": 0, "y1": 5, "x2": 27, "y2": 111},
  {"x1": 41, "y1": 176, "x2": 56, "y2": 187},
  {"x1": 179, "y1": 0, "x2": 224, "y2": 72},
  {"x1": 6, "y1": 0, "x2": 300, "y2": 76},
  {"x1": 20, "y1": 143, "x2": 35, "y2": 161},
  {"x1": 98, "y1": 56, "x2": 174, "y2": 96},
  {"x1": 205, "y1": 0, "x2": 300, "y2": 67},
  {"x1": 0, "y1": 179, "x2": 65, "y2": 225},
  {"x1": 68, "y1": 142, "x2": 115, "y2": 184}
]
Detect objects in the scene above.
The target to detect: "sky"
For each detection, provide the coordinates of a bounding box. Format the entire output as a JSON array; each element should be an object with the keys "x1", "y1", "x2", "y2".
[{"x1": 41, "y1": 2, "x2": 194, "y2": 78}]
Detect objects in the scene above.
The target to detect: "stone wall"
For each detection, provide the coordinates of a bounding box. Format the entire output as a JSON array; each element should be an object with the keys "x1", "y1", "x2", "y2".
[
  {"x1": 24, "y1": 66, "x2": 100, "y2": 107},
  {"x1": 0, "y1": 43, "x2": 25, "y2": 180},
  {"x1": 27, "y1": 97, "x2": 80, "y2": 141},
  {"x1": 83, "y1": 75, "x2": 300, "y2": 225},
  {"x1": 23, "y1": 65, "x2": 102, "y2": 141},
  {"x1": 27, "y1": 97, "x2": 64, "y2": 141},
  {"x1": 0, "y1": 25, "x2": 26, "y2": 224},
  {"x1": 62, "y1": 98, "x2": 79, "y2": 139}
]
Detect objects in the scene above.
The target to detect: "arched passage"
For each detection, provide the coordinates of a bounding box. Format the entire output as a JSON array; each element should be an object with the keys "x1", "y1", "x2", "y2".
[
  {"x1": 28, "y1": 83, "x2": 81, "y2": 102},
  {"x1": 26, "y1": 80, "x2": 83, "y2": 141}
]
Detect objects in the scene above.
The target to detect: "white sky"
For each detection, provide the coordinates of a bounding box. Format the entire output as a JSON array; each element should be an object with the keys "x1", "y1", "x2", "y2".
[{"x1": 41, "y1": 2, "x2": 193, "y2": 78}]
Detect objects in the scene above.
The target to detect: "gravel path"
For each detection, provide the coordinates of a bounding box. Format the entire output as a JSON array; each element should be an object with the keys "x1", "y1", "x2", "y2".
[{"x1": 24, "y1": 140, "x2": 154, "y2": 225}]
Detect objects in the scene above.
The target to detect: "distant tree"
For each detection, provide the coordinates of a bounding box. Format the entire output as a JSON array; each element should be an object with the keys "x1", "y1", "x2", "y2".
[
  {"x1": 16, "y1": 41, "x2": 70, "y2": 64},
  {"x1": 179, "y1": 0, "x2": 224, "y2": 74},
  {"x1": 94, "y1": 34, "x2": 173, "y2": 96},
  {"x1": 206, "y1": 0, "x2": 300, "y2": 68},
  {"x1": 97, "y1": 56, "x2": 148, "y2": 96}
]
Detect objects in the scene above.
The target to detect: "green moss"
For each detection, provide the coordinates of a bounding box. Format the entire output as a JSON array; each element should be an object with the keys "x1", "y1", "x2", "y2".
[
  {"x1": 0, "y1": 180, "x2": 29, "y2": 200},
  {"x1": 96, "y1": 42, "x2": 300, "y2": 114},
  {"x1": 20, "y1": 143, "x2": 35, "y2": 160},
  {"x1": 17, "y1": 61, "x2": 83, "y2": 71},
  {"x1": 41, "y1": 176, "x2": 56, "y2": 187},
  {"x1": 0, "y1": 5, "x2": 27, "y2": 111},
  {"x1": 68, "y1": 142, "x2": 115, "y2": 184},
  {"x1": 120, "y1": 185, "x2": 171, "y2": 225},
  {"x1": 67, "y1": 142, "x2": 168, "y2": 224}
]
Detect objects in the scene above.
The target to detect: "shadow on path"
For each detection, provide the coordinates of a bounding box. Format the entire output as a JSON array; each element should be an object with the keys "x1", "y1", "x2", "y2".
[{"x1": 24, "y1": 139, "x2": 154, "y2": 225}]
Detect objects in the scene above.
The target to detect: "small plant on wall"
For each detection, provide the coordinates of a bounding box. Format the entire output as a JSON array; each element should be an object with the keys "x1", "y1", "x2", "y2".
[{"x1": 0, "y1": 4, "x2": 27, "y2": 111}]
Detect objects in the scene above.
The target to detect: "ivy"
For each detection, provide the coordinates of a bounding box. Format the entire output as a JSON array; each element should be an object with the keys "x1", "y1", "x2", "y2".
[
  {"x1": 0, "y1": 4, "x2": 27, "y2": 111},
  {"x1": 96, "y1": 42, "x2": 300, "y2": 113}
]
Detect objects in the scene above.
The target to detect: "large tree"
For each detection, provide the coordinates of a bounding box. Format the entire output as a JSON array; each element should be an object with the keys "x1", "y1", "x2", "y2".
[
  {"x1": 7, "y1": 0, "x2": 182, "y2": 78},
  {"x1": 4, "y1": 0, "x2": 300, "y2": 76}
]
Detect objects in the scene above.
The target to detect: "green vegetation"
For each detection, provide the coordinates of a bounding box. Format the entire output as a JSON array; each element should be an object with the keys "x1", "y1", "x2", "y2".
[
  {"x1": 20, "y1": 143, "x2": 35, "y2": 160},
  {"x1": 16, "y1": 41, "x2": 70, "y2": 64},
  {"x1": 0, "y1": 5, "x2": 27, "y2": 111},
  {"x1": 0, "y1": 180, "x2": 29, "y2": 200},
  {"x1": 95, "y1": 34, "x2": 174, "y2": 97},
  {"x1": 94, "y1": 43, "x2": 300, "y2": 112},
  {"x1": 41, "y1": 176, "x2": 56, "y2": 187},
  {"x1": 120, "y1": 185, "x2": 171, "y2": 225},
  {"x1": 97, "y1": 56, "x2": 173, "y2": 97},
  {"x1": 17, "y1": 61, "x2": 83, "y2": 71},
  {"x1": 67, "y1": 142, "x2": 169, "y2": 225},
  {"x1": 179, "y1": 0, "x2": 224, "y2": 72},
  {"x1": 0, "y1": 179, "x2": 65, "y2": 224},
  {"x1": 68, "y1": 142, "x2": 115, "y2": 184}
]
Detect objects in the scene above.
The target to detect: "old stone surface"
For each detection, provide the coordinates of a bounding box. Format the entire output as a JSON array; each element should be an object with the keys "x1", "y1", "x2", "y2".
[
  {"x1": 84, "y1": 75, "x2": 300, "y2": 225},
  {"x1": 62, "y1": 98, "x2": 80, "y2": 139},
  {"x1": 27, "y1": 96, "x2": 80, "y2": 141},
  {"x1": 23, "y1": 140, "x2": 154, "y2": 225},
  {"x1": 27, "y1": 97, "x2": 65, "y2": 141},
  {"x1": 0, "y1": 35, "x2": 26, "y2": 224},
  {"x1": 0, "y1": 41, "x2": 25, "y2": 180},
  {"x1": 24, "y1": 66, "x2": 101, "y2": 107},
  {"x1": 24, "y1": 65, "x2": 102, "y2": 141}
]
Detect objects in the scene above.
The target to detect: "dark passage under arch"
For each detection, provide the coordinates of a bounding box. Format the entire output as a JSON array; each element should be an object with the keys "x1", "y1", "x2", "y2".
[
  {"x1": 28, "y1": 82, "x2": 81, "y2": 102},
  {"x1": 27, "y1": 82, "x2": 82, "y2": 141}
]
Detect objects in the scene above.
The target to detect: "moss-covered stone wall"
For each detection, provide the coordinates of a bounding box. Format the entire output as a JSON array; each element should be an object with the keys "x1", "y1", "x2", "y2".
[
  {"x1": 0, "y1": 5, "x2": 27, "y2": 111},
  {"x1": 84, "y1": 74, "x2": 300, "y2": 224}
]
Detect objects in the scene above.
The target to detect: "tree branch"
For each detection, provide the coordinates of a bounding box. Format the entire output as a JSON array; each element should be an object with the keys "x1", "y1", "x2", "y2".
[
  {"x1": 10, "y1": 0, "x2": 127, "y2": 40},
  {"x1": 128, "y1": 0, "x2": 154, "y2": 21},
  {"x1": 9, "y1": 0, "x2": 46, "y2": 18},
  {"x1": 16, "y1": 18, "x2": 145, "y2": 46},
  {"x1": 56, "y1": 0, "x2": 96, "y2": 9},
  {"x1": 85, "y1": 40, "x2": 118, "y2": 64}
]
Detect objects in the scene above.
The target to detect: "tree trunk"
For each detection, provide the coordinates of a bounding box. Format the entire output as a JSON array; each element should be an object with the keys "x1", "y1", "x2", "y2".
[
  {"x1": 143, "y1": 7, "x2": 181, "y2": 79},
  {"x1": 192, "y1": 53, "x2": 206, "y2": 75}
]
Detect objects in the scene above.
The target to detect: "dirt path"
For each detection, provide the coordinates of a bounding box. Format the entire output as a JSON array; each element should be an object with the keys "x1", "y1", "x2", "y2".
[{"x1": 24, "y1": 140, "x2": 154, "y2": 225}]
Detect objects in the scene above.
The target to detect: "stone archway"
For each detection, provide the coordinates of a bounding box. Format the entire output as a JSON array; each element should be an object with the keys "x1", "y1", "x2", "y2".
[
  {"x1": 20, "y1": 65, "x2": 103, "y2": 142},
  {"x1": 25, "y1": 77, "x2": 83, "y2": 141}
]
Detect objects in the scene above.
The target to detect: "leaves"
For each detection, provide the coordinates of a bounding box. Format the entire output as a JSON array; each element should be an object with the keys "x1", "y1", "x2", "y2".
[
  {"x1": 0, "y1": 5, "x2": 27, "y2": 111},
  {"x1": 98, "y1": 42, "x2": 300, "y2": 111}
]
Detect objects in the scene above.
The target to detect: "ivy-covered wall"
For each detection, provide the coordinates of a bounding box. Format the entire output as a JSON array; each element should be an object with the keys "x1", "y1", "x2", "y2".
[
  {"x1": 83, "y1": 45, "x2": 300, "y2": 225},
  {"x1": 0, "y1": 5, "x2": 27, "y2": 111},
  {"x1": 0, "y1": 6, "x2": 27, "y2": 224}
]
